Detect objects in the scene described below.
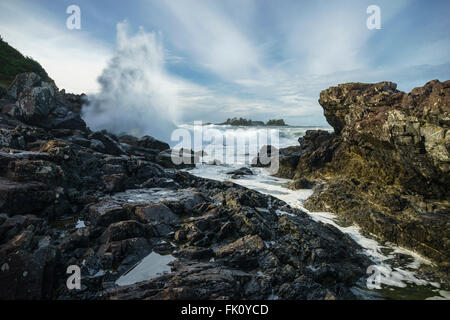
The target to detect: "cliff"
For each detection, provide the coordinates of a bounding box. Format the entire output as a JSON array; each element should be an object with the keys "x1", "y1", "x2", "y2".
[{"x1": 277, "y1": 80, "x2": 450, "y2": 268}]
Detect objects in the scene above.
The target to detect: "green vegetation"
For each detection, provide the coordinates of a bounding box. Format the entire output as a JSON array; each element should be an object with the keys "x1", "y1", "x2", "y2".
[
  {"x1": 219, "y1": 117, "x2": 288, "y2": 126},
  {"x1": 0, "y1": 35, "x2": 51, "y2": 87},
  {"x1": 266, "y1": 119, "x2": 286, "y2": 126}
]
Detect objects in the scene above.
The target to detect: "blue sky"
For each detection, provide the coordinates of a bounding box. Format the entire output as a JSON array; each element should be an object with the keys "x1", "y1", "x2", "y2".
[{"x1": 0, "y1": 0, "x2": 449, "y2": 126}]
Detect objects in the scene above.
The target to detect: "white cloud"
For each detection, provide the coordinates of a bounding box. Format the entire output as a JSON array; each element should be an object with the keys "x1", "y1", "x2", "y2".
[
  {"x1": 0, "y1": 0, "x2": 111, "y2": 93},
  {"x1": 1, "y1": 0, "x2": 448, "y2": 127}
]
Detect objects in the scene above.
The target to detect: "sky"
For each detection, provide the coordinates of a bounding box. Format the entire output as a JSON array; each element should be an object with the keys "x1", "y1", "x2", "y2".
[{"x1": 0, "y1": 0, "x2": 449, "y2": 126}]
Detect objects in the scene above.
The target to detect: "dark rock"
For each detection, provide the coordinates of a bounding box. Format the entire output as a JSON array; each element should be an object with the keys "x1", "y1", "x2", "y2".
[
  {"x1": 99, "y1": 220, "x2": 154, "y2": 244},
  {"x1": 226, "y1": 167, "x2": 253, "y2": 177},
  {"x1": 133, "y1": 203, "x2": 178, "y2": 224},
  {"x1": 136, "y1": 135, "x2": 170, "y2": 151},
  {"x1": 88, "y1": 131, "x2": 125, "y2": 156},
  {"x1": 16, "y1": 86, "x2": 55, "y2": 124},
  {"x1": 278, "y1": 80, "x2": 450, "y2": 266},
  {"x1": 50, "y1": 112, "x2": 87, "y2": 131},
  {"x1": 0, "y1": 231, "x2": 59, "y2": 299},
  {"x1": 0, "y1": 177, "x2": 54, "y2": 215},
  {"x1": 88, "y1": 200, "x2": 129, "y2": 227},
  {"x1": 156, "y1": 149, "x2": 197, "y2": 169}
]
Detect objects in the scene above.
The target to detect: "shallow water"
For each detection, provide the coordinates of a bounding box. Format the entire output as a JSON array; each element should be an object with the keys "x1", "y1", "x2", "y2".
[{"x1": 115, "y1": 252, "x2": 176, "y2": 286}]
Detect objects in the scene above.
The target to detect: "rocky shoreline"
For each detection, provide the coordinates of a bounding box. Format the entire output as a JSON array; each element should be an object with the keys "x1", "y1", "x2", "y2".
[
  {"x1": 275, "y1": 81, "x2": 449, "y2": 271},
  {"x1": 0, "y1": 73, "x2": 372, "y2": 300}
]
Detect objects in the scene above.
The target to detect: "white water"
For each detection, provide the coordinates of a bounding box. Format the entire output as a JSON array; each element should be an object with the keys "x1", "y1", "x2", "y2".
[
  {"x1": 115, "y1": 252, "x2": 175, "y2": 286},
  {"x1": 184, "y1": 124, "x2": 449, "y2": 300}
]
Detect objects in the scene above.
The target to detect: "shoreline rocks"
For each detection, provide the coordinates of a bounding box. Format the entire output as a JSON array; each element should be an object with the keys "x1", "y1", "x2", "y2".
[
  {"x1": 276, "y1": 80, "x2": 450, "y2": 269},
  {"x1": 0, "y1": 72, "x2": 371, "y2": 300}
]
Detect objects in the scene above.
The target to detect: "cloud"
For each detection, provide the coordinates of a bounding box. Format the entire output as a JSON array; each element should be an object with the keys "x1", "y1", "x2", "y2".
[
  {"x1": 83, "y1": 21, "x2": 218, "y2": 142},
  {"x1": 0, "y1": 0, "x2": 111, "y2": 93},
  {"x1": 2, "y1": 0, "x2": 449, "y2": 126}
]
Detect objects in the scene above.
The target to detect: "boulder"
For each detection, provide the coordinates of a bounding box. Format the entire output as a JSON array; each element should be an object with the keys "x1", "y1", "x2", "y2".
[
  {"x1": 16, "y1": 86, "x2": 55, "y2": 124},
  {"x1": 0, "y1": 231, "x2": 59, "y2": 299},
  {"x1": 134, "y1": 203, "x2": 178, "y2": 224},
  {"x1": 226, "y1": 167, "x2": 253, "y2": 177},
  {"x1": 88, "y1": 200, "x2": 129, "y2": 227},
  {"x1": 49, "y1": 112, "x2": 87, "y2": 131},
  {"x1": 278, "y1": 80, "x2": 450, "y2": 265},
  {"x1": 7, "y1": 72, "x2": 42, "y2": 99},
  {"x1": 136, "y1": 135, "x2": 170, "y2": 151},
  {"x1": 88, "y1": 131, "x2": 125, "y2": 156},
  {"x1": 0, "y1": 177, "x2": 54, "y2": 215},
  {"x1": 99, "y1": 220, "x2": 154, "y2": 243}
]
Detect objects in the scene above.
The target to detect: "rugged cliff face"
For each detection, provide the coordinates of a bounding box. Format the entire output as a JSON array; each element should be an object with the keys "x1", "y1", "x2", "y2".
[{"x1": 277, "y1": 80, "x2": 449, "y2": 268}]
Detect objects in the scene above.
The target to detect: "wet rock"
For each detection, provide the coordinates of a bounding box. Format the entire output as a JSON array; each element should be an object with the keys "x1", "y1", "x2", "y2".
[
  {"x1": 88, "y1": 131, "x2": 125, "y2": 156},
  {"x1": 0, "y1": 70, "x2": 378, "y2": 300},
  {"x1": 88, "y1": 200, "x2": 129, "y2": 227},
  {"x1": 174, "y1": 246, "x2": 213, "y2": 260},
  {"x1": 251, "y1": 145, "x2": 278, "y2": 168},
  {"x1": 156, "y1": 149, "x2": 197, "y2": 169},
  {"x1": 214, "y1": 235, "x2": 265, "y2": 258},
  {"x1": 136, "y1": 135, "x2": 170, "y2": 151},
  {"x1": 7, "y1": 159, "x2": 64, "y2": 184},
  {"x1": 49, "y1": 112, "x2": 86, "y2": 131},
  {"x1": 226, "y1": 167, "x2": 253, "y2": 177},
  {"x1": 0, "y1": 177, "x2": 54, "y2": 215},
  {"x1": 99, "y1": 220, "x2": 154, "y2": 244},
  {"x1": 278, "y1": 80, "x2": 450, "y2": 265},
  {"x1": 0, "y1": 231, "x2": 59, "y2": 299},
  {"x1": 134, "y1": 203, "x2": 178, "y2": 224},
  {"x1": 102, "y1": 173, "x2": 128, "y2": 193}
]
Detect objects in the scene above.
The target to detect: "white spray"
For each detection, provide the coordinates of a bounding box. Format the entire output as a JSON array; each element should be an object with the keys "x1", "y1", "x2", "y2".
[{"x1": 83, "y1": 21, "x2": 179, "y2": 143}]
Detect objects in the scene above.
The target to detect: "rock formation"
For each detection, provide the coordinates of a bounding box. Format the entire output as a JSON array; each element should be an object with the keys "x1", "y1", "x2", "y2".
[
  {"x1": 277, "y1": 80, "x2": 449, "y2": 269},
  {"x1": 0, "y1": 72, "x2": 370, "y2": 299}
]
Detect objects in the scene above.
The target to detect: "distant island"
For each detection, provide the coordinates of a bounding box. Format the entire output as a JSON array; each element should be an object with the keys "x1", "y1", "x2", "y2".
[{"x1": 218, "y1": 117, "x2": 288, "y2": 126}]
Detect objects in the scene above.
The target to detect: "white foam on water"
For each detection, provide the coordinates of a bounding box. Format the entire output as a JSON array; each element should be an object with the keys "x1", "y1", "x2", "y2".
[
  {"x1": 188, "y1": 162, "x2": 448, "y2": 300},
  {"x1": 75, "y1": 220, "x2": 86, "y2": 229}
]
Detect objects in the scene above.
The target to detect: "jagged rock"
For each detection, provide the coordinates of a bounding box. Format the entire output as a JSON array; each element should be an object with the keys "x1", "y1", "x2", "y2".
[
  {"x1": 88, "y1": 131, "x2": 125, "y2": 156},
  {"x1": 0, "y1": 177, "x2": 54, "y2": 215},
  {"x1": 99, "y1": 220, "x2": 155, "y2": 244},
  {"x1": 0, "y1": 214, "x2": 44, "y2": 243},
  {"x1": 88, "y1": 200, "x2": 129, "y2": 227},
  {"x1": 0, "y1": 230, "x2": 59, "y2": 299},
  {"x1": 156, "y1": 149, "x2": 197, "y2": 169},
  {"x1": 49, "y1": 112, "x2": 87, "y2": 131},
  {"x1": 226, "y1": 167, "x2": 254, "y2": 177},
  {"x1": 133, "y1": 203, "x2": 178, "y2": 224},
  {"x1": 0, "y1": 70, "x2": 384, "y2": 300},
  {"x1": 214, "y1": 234, "x2": 265, "y2": 258},
  {"x1": 136, "y1": 135, "x2": 170, "y2": 151},
  {"x1": 278, "y1": 80, "x2": 450, "y2": 266},
  {"x1": 16, "y1": 86, "x2": 55, "y2": 124},
  {"x1": 7, "y1": 159, "x2": 64, "y2": 184}
]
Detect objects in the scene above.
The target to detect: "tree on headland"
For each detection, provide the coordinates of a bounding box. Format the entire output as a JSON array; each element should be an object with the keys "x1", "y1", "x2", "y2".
[
  {"x1": 266, "y1": 119, "x2": 286, "y2": 126},
  {"x1": 0, "y1": 36, "x2": 52, "y2": 87}
]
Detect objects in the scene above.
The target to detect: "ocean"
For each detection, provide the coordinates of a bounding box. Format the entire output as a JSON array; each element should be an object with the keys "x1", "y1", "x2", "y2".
[{"x1": 177, "y1": 124, "x2": 450, "y2": 300}]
